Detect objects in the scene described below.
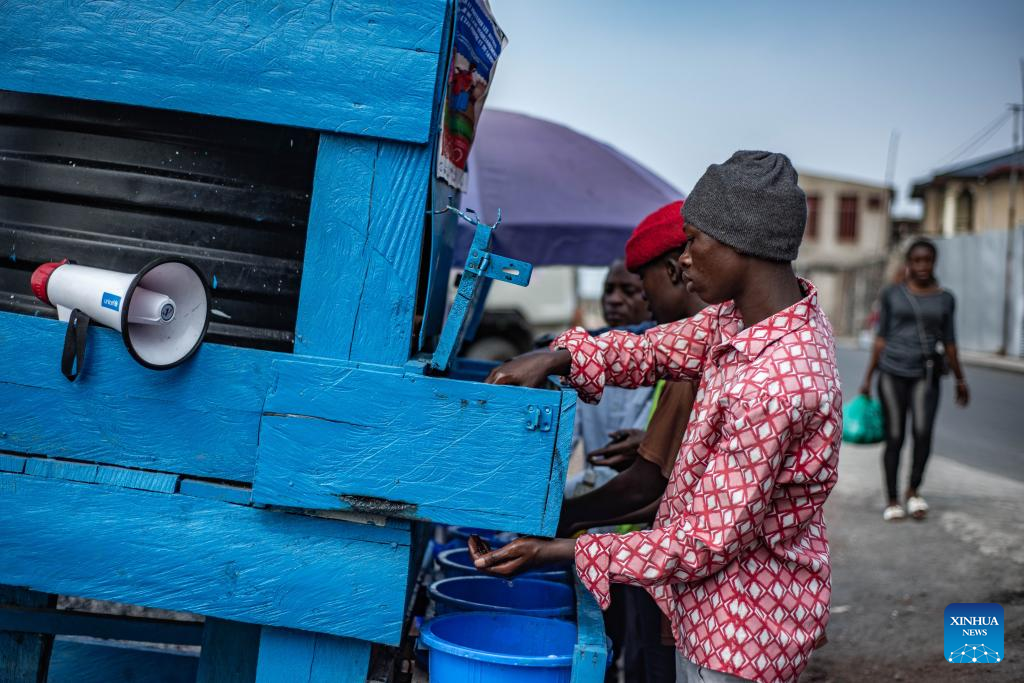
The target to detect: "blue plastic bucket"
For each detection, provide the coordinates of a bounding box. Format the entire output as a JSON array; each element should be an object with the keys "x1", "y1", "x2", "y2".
[
  {"x1": 429, "y1": 576, "x2": 574, "y2": 619},
  {"x1": 432, "y1": 528, "x2": 513, "y2": 562},
  {"x1": 429, "y1": 538, "x2": 463, "y2": 562},
  {"x1": 436, "y1": 548, "x2": 570, "y2": 583},
  {"x1": 420, "y1": 612, "x2": 576, "y2": 683}
]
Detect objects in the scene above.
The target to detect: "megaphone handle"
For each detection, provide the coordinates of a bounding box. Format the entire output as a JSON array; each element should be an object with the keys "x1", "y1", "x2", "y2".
[{"x1": 61, "y1": 309, "x2": 91, "y2": 382}]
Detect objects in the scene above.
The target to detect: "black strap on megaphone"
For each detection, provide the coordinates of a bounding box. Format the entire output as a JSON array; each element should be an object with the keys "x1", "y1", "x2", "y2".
[{"x1": 61, "y1": 309, "x2": 91, "y2": 382}]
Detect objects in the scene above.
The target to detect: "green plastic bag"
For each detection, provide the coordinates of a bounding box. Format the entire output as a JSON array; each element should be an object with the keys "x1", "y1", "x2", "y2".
[{"x1": 842, "y1": 395, "x2": 884, "y2": 444}]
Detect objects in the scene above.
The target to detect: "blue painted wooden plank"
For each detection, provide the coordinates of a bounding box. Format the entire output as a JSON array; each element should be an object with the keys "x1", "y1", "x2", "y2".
[
  {"x1": 293, "y1": 136, "x2": 431, "y2": 364},
  {"x1": 255, "y1": 628, "x2": 370, "y2": 683},
  {"x1": 24, "y1": 458, "x2": 99, "y2": 485},
  {"x1": 293, "y1": 135, "x2": 377, "y2": 359},
  {"x1": 93, "y1": 466, "x2": 179, "y2": 494},
  {"x1": 48, "y1": 638, "x2": 199, "y2": 683},
  {"x1": 255, "y1": 628, "x2": 313, "y2": 683},
  {"x1": 571, "y1": 578, "x2": 608, "y2": 683},
  {"x1": 196, "y1": 618, "x2": 259, "y2": 683},
  {"x1": 542, "y1": 388, "x2": 577, "y2": 534},
  {"x1": 0, "y1": 454, "x2": 27, "y2": 474},
  {"x1": 0, "y1": 0, "x2": 447, "y2": 142},
  {"x1": 0, "y1": 473, "x2": 410, "y2": 644},
  {"x1": 0, "y1": 607, "x2": 202, "y2": 645},
  {"x1": 179, "y1": 479, "x2": 252, "y2": 506},
  {"x1": 306, "y1": 633, "x2": 371, "y2": 683},
  {"x1": 350, "y1": 139, "x2": 433, "y2": 364},
  {"x1": 0, "y1": 312, "x2": 275, "y2": 481},
  {"x1": 0, "y1": 382, "x2": 259, "y2": 483},
  {"x1": 253, "y1": 359, "x2": 567, "y2": 534},
  {"x1": 0, "y1": 313, "x2": 277, "y2": 412},
  {"x1": 0, "y1": 586, "x2": 56, "y2": 683}
]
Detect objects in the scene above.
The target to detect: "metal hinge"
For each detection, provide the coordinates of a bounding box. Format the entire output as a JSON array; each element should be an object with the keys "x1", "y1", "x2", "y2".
[{"x1": 525, "y1": 405, "x2": 553, "y2": 432}]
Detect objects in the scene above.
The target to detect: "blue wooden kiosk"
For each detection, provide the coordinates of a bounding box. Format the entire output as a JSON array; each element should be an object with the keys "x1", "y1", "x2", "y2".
[{"x1": 0, "y1": 1, "x2": 606, "y2": 680}]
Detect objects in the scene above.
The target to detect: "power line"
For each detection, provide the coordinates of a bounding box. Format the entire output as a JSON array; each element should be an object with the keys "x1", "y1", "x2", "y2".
[{"x1": 933, "y1": 110, "x2": 1011, "y2": 169}]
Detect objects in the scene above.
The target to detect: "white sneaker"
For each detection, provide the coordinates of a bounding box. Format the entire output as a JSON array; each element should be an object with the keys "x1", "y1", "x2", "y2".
[
  {"x1": 883, "y1": 505, "x2": 906, "y2": 522},
  {"x1": 907, "y1": 496, "x2": 929, "y2": 519}
]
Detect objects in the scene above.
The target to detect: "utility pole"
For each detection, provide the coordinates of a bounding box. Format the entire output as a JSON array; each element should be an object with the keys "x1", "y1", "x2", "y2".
[
  {"x1": 1000, "y1": 58, "x2": 1024, "y2": 355},
  {"x1": 1009, "y1": 103, "x2": 1020, "y2": 240},
  {"x1": 885, "y1": 129, "x2": 899, "y2": 245}
]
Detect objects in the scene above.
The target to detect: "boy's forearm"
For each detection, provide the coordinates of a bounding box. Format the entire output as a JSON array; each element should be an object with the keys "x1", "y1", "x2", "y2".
[
  {"x1": 581, "y1": 498, "x2": 661, "y2": 529},
  {"x1": 558, "y1": 458, "x2": 667, "y2": 535}
]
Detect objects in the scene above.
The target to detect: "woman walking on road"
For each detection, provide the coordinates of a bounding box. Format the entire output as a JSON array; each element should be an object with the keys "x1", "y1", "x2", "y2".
[{"x1": 859, "y1": 238, "x2": 970, "y2": 522}]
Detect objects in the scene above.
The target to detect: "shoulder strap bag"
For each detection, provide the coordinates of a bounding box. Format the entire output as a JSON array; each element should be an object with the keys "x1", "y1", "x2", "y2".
[{"x1": 900, "y1": 284, "x2": 946, "y2": 385}]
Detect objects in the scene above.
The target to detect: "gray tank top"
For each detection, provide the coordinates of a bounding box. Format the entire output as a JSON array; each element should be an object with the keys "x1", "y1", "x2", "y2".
[{"x1": 877, "y1": 284, "x2": 956, "y2": 379}]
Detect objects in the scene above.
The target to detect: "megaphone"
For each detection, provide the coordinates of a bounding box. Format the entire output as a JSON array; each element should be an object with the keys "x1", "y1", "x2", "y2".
[{"x1": 31, "y1": 258, "x2": 211, "y2": 381}]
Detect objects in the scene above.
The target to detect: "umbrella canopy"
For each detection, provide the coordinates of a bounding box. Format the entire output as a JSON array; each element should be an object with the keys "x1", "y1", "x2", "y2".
[{"x1": 457, "y1": 110, "x2": 684, "y2": 267}]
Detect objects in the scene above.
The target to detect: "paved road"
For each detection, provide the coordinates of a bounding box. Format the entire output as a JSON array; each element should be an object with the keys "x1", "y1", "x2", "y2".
[
  {"x1": 798, "y1": 346, "x2": 1024, "y2": 681},
  {"x1": 835, "y1": 346, "x2": 1024, "y2": 482},
  {"x1": 803, "y1": 442, "x2": 1024, "y2": 682}
]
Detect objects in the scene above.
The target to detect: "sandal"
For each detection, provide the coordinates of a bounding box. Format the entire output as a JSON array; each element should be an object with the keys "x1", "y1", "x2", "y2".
[
  {"x1": 883, "y1": 505, "x2": 906, "y2": 522},
  {"x1": 907, "y1": 496, "x2": 929, "y2": 520}
]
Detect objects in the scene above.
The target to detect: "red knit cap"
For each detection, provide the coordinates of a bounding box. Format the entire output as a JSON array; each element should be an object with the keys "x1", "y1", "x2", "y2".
[{"x1": 624, "y1": 200, "x2": 687, "y2": 273}]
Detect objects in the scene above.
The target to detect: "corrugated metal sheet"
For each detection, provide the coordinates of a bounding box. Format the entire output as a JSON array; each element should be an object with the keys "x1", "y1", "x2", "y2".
[
  {"x1": 0, "y1": 90, "x2": 317, "y2": 351},
  {"x1": 935, "y1": 225, "x2": 1024, "y2": 357}
]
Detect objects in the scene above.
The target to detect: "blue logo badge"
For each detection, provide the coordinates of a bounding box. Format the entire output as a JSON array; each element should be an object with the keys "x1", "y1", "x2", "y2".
[
  {"x1": 101, "y1": 292, "x2": 121, "y2": 312},
  {"x1": 945, "y1": 603, "x2": 1003, "y2": 663}
]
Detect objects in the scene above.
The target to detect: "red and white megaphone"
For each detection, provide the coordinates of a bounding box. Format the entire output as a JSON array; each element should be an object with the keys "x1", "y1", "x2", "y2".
[{"x1": 31, "y1": 258, "x2": 211, "y2": 381}]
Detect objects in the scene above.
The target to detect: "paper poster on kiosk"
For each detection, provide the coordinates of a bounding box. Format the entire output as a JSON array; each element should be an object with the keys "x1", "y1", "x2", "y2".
[{"x1": 437, "y1": 0, "x2": 507, "y2": 191}]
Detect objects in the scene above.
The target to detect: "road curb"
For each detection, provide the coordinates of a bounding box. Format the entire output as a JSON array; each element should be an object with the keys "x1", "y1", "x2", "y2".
[
  {"x1": 957, "y1": 350, "x2": 1024, "y2": 375},
  {"x1": 836, "y1": 339, "x2": 1024, "y2": 375}
]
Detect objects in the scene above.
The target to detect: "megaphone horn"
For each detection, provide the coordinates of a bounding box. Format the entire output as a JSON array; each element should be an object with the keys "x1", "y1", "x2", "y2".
[{"x1": 31, "y1": 258, "x2": 211, "y2": 381}]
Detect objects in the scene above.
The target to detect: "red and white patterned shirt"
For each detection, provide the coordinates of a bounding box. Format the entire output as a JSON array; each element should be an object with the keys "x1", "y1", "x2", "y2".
[{"x1": 554, "y1": 280, "x2": 840, "y2": 683}]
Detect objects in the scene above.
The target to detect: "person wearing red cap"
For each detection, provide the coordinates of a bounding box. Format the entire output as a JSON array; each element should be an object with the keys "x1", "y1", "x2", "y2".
[
  {"x1": 555, "y1": 200, "x2": 704, "y2": 683},
  {"x1": 560, "y1": 200, "x2": 703, "y2": 535}
]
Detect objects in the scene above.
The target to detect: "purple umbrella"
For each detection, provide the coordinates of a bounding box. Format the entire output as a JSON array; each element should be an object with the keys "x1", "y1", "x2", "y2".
[{"x1": 457, "y1": 110, "x2": 684, "y2": 267}]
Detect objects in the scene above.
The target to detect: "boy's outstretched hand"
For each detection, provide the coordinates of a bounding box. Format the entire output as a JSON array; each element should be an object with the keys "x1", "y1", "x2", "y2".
[{"x1": 468, "y1": 535, "x2": 576, "y2": 577}]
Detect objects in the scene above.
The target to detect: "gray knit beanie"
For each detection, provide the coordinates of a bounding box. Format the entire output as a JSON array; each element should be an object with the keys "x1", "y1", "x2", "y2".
[{"x1": 682, "y1": 151, "x2": 806, "y2": 262}]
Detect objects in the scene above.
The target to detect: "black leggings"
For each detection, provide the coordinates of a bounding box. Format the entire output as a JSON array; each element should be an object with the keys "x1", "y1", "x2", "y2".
[{"x1": 878, "y1": 371, "x2": 941, "y2": 501}]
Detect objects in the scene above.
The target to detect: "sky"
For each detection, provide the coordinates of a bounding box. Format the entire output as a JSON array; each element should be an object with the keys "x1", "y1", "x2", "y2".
[{"x1": 484, "y1": 0, "x2": 1024, "y2": 217}]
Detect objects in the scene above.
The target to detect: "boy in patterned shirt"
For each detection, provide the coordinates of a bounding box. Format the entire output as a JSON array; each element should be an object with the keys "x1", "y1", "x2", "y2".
[{"x1": 472, "y1": 151, "x2": 841, "y2": 683}]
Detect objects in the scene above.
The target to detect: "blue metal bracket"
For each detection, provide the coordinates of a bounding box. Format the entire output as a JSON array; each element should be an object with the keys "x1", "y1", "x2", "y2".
[{"x1": 428, "y1": 206, "x2": 533, "y2": 373}]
